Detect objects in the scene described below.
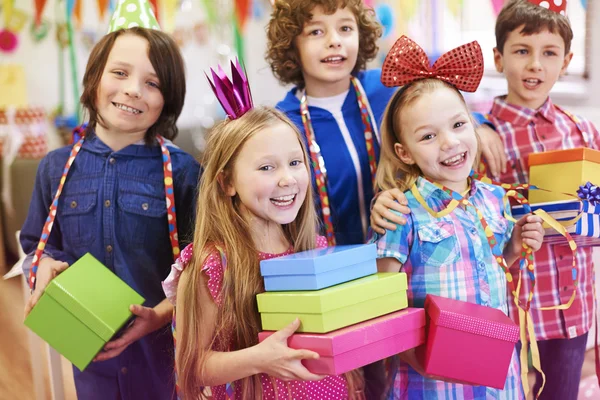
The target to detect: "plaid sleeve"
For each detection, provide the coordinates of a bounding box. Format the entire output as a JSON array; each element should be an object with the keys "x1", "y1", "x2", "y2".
[
  {"x1": 500, "y1": 195, "x2": 515, "y2": 251},
  {"x1": 374, "y1": 210, "x2": 414, "y2": 265}
]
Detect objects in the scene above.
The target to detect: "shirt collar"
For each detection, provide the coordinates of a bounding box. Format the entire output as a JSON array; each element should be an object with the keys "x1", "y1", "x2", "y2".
[{"x1": 490, "y1": 95, "x2": 556, "y2": 126}]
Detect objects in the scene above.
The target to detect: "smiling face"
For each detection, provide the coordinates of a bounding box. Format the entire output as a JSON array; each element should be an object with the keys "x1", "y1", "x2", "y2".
[
  {"x1": 394, "y1": 85, "x2": 478, "y2": 193},
  {"x1": 225, "y1": 121, "x2": 310, "y2": 230},
  {"x1": 494, "y1": 26, "x2": 572, "y2": 110},
  {"x1": 294, "y1": 5, "x2": 359, "y2": 97},
  {"x1": 95, "y1": 34, "x2": 164, "y2": 140}
]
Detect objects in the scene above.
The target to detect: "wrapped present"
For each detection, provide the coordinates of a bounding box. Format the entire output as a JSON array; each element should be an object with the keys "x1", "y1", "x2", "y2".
[
  {"x1": 529, "y1": 148, "x2": 600, "y2": 203},
  {"x1": 260, "y1": 244, "x2": 377, "y2": 291},
  {"x1": 256, "y1": 272, "x2": 408, "y2": 333},
  {"x1": 24, "y1": 253, "x2": 145, "y2": 371},
  {"x1": 0, "y1": 107, "x2": 48, "y2": 159},
  {"x1": 417, "y1": 295, "x2": 519, "y2": 389},
  {"x1": 258, "y1": 308, "x2": 425, "y2": 375},
  {"x1": 577, "y1": 201, "x2": 600, "y2": 239},
  {"x1": 512, "y1": 199, "x2": 600, "y2": 247}
]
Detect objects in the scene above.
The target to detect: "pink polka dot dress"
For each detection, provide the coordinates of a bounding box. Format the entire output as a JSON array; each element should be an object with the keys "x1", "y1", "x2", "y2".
[{"x1": 162, "y1": 236, "x2": 350, "y2": 400}]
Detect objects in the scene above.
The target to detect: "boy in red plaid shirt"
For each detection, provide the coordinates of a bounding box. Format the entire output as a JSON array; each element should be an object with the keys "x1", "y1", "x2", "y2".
[{"x1": 481, "y1": 1, "x2": 600, "y2": 399}]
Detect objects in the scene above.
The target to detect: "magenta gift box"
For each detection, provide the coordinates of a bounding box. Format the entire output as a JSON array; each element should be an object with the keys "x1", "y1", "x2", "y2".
[
  {"x1": 258, "y1": 308, "x2": 425, "y2": 375},
  {"x1": 418, "y1": 295, "x2": 519, "y2": 389}
]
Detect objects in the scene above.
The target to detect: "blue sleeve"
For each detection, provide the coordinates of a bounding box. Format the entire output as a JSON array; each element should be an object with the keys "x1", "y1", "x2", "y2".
[
  {"x1": 20, "y1": 155, "x2": 75, "y2": 278},
  {"x1": 472, "y1": 112, "x2": 495, "y2": 129},
  {"x1": 370, "y1": 210, "x2": 414, "y2": 265},
  {"x1": 173, "y1": 155, "x2": 201, "y2": 247}
]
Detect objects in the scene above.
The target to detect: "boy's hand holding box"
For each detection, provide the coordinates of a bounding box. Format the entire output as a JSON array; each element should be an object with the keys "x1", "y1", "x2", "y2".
[{"x1": 24, "y1": 253, "x2": 144, "y2": 371}]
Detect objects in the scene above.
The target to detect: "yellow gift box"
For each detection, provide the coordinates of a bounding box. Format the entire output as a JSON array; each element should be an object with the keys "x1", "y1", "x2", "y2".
[
  {"x1": 256, "y1": 272, "x2": 408, "y2": 333},
  {"x1": 529, "y1": 148, "x2": 600, "y2": 204}
]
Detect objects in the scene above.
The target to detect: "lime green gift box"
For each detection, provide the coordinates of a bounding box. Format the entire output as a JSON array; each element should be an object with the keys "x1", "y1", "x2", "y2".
[
  {"x1": 24, "y1": 253, "x2": 145, "y2": 371},
  {"x1": 257, "y1": 272, "x2": 408, "y2": 333}
]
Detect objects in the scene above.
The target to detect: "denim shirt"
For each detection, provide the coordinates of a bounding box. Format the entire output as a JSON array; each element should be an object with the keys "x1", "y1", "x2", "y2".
[{"x1": 20, "y1": 135, "x2": 200, "y2": 400}]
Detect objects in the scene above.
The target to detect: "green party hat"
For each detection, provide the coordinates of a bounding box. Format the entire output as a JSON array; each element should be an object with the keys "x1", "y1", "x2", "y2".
[{"x1": 108, "y1": 0, "x2": 160, "y2": 33}]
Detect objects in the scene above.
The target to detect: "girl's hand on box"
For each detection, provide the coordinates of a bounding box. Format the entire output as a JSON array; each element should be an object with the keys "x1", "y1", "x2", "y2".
[
  {"x1": 94, "y1": 302, "x2": 168, "y2": 362},
  {"x1": 24, "y1": 258, "x2": 69, "y2": 318},
  {"x1": 370, "y1": 189, "x2": 410, "y2": 235},
  {"x1": 256, "y1": 318, "x2": 326, "y2": 382}
]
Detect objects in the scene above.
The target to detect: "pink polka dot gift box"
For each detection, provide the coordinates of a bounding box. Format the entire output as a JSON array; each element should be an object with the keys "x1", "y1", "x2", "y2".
[{"x1": 417, "y1": 295, "x2": 520, "y2": 389}]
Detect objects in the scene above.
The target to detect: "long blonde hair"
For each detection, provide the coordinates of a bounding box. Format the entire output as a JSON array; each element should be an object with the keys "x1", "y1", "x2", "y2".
[
  {"x1": 176, "y1": 106, "x2": 363, "y2": 399},
  {"x1": 376, "y1": 79, "x2": 480, "y2": 193}
]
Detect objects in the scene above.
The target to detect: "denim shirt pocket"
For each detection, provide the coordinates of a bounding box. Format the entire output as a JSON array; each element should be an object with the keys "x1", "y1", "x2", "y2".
[
  {"x1": 59, "y1": 191, "x2": 98, "y2": 249},
  {"x1": 118, "y1": 190, "x2": 168, "y2": 247},
  {"x1": 417, "y1": 220, "x2": 461, "y2": 267}
]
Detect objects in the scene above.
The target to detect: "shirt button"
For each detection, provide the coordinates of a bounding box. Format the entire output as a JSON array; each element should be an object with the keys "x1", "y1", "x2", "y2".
[
  {"x1": 109, "y1": 158, "x2": 116, "y2": 165},
  {"x1": 70, "y1": 201, "x2": 77, "y2": 208},
  {"x1": 106, "y1": 245, "x2": 113, "y2": 253},
  {"x1": 104, "y1": 200, "x2": 111, "y2": 207},
  {"x1": 142, "y1": 203, "x2": 149, "y2": 211},
  {"x1": 121, "y1": 367, "x2": 128, "y2": 374}
]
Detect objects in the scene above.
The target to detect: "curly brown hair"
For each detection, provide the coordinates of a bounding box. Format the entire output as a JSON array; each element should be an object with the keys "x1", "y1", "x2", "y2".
[{"x1": 266, "y1": 0, "x2": 382, "y2": 88}]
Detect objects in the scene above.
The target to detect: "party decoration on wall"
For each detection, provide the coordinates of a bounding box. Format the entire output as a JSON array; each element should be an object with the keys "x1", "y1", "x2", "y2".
[
  {"x1": 97, "y1": 0, "x2": 110, "y2": 20},
  {"x1": 34, "y1": 0, "x2": 48, "y2": 25},
  {"x1": 108, "y1": 0, "x2": 160, "y2": 33},
  {"x1": 162, "y1": 0, "x2": 178, "y2": 32},
  {"x1": 81, "y1": 29, "x2": 100, "y2": 50},
  {"x1": 581, "y1": 0, "x2": 587, "y2": 9},
  {"x1": 56, "y1": 23, "x2": 70, "y2": 48},
  {"x1": 490, "y1": 0, "x2": 505, "y2": 16},
  {"x1": 6, "y1": 8, "x2": 28, "y2": 33},
  {"x1": 74, "y1": 0, "x2": 83, "y2": 28},
  {"x1": 446, "y1": 0, "x2": 463, "y2": 18},
  {"x1": 392, "y1": 0, "x2": 419, "y2": 37},
  {"x1": 375, "y1": 4, "x2": 394, "y2": 38},
  {"x1": 234, "y1": 0, "x2": 251, "y2": 59},
  {"x1": 30, "y1": 18, "x2": 50, "y2": 42},
  {"x1": 200, "y1": 0, "x2": 217, "y2": 25},
  {"x1": 0, "y1": 29, "x2": 18, "y2": 53}
]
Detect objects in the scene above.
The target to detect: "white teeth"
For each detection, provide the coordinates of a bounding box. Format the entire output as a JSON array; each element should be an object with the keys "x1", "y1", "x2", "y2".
[
  {"x1": 115, "y1": 103, "x2": 141, "y2": 114},
  {"x1": 525, "y1": 79, "x2": 540, "y2": 84},
  {"x1": 271, "y1": 194, "x2": 295, "y2": 206},
  {"x1": 442, "y1": 153, "x2": 465, "y2": 166},
  {"x1": 323, "y1": 56, "x2": 343, "y2": 62},
  {"x1": 273, "y1": 195, "x2": 295, "y2": 201}
]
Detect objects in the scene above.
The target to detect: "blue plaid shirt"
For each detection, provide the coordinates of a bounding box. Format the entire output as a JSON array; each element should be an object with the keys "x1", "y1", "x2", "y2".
[{"x1": 373, "y1": 177, "x2": 524, "y2": 399}]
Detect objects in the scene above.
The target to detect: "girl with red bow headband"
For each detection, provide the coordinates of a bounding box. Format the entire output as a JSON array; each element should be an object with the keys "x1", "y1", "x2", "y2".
[{"x1": 371, "y1": 36, "x2": 545, "y2": 399}]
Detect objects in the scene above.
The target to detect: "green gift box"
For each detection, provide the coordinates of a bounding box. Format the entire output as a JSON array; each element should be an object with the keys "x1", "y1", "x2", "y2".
[{"x1": 24, "y1": 253, "x2": 145, "y2": 371}]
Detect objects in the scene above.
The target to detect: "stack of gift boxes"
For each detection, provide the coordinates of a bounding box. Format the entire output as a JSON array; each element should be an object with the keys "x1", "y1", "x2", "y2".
[
  {"x1": 256, "y1": 245, "x2": 520, "y2": 388},
  {"x1": 256, "y1": 244, "x2": 425, "y2": 375},
  {"x1": 512, "y1": 148, "x2": 600, "y2": 247}
]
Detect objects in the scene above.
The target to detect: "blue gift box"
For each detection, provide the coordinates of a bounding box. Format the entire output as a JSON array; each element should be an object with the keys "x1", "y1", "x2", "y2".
[
  {"x1": 512, "y1": 200, "x2": 600, "y2": 247},
  {"x1": 260, "y1": 244, "x2": 377, "y2": 291}
]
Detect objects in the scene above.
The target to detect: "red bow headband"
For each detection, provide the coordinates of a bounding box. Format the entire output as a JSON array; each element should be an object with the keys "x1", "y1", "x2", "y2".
[
  {"x1": 528, "y1": 0, "x2": 567, "y2": 16},
  {"x1": 381, "y1": 35, "x2": 484, "y2": 93}
]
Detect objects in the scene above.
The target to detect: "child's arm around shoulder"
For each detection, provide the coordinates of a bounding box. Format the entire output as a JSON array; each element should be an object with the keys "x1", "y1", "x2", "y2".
[{"x1": 175, "y1": 251, "x2": 324, "y2": 386}]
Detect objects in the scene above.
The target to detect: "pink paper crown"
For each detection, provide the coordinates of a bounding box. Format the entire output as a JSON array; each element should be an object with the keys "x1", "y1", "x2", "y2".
[
  {"x1": 528, "y1": 0, "x2": 568, "y2": 16},
  {"x1": 206, "y1": 58, "x2": 254, "y2": 120}
]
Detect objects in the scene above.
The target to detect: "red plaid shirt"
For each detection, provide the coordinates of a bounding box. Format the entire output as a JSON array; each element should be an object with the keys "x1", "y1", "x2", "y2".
[{"x1": 487, "y1": 96, "x2": 600, "y2": 340}]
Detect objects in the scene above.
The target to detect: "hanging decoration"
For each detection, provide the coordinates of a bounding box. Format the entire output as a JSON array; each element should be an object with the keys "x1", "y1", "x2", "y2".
[
  {"x1": 392, "y1": 0, "x2": 419, "y2": 37},
  {"x1": 234, "y1": 0, "x2": 251, "y2": 60},
  {"x1": 162, "y1": 0, "x2": 178, "y2": 32},
  {"x1": 375, "y1": 4, "x2": 394, "y2": 38},
  {"x1": 97, "y1": 0, "x2": 110, "y2": 20},
  {"x1": 446, "y1": 0, "x2": 463, "y2": 18},
  {"x1": 6, "y1": 8, "x2": 28, "y2": 33},
  {"x1": 580, "y1": 0, "x2": 587, "y2": 9},
  {"x1": 200, "y1": 0, "x2": 217, "y2": 25},
  {"x1": 30, "y1": 18, "x2": 50, "y2": 42},
  {"x1": 34, "y1": 0, "x2": 48, "y2": 26},
  {"x1": 74, "y1": 0, "x2": 83, "y2": 29},
  {"x1": 149, "y1": 0, "x2": 160, "y2": 25},
  {"x1": 490, "y1": 0, "x2": 505, "y2": 16},
  {"x1": 0, "y1": 29, "x2": 18, "y2": 53}
]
